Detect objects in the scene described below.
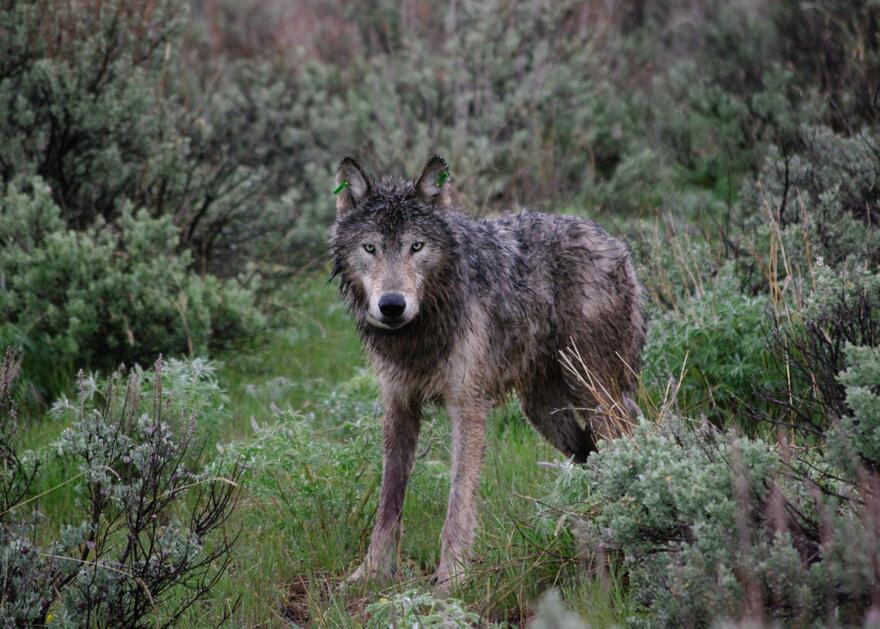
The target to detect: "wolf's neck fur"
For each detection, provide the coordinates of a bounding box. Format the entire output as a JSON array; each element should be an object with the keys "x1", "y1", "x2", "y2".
[{"x1": 356, "y1": 236, "x2": 467, "y2": 378}]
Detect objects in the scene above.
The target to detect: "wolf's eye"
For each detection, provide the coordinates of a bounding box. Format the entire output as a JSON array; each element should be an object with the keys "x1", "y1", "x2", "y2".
[
  {"x1": 411, "y1": 241, "x2": 425, "y2": 252},
  {"x1": 363, "y1": 243, "x2": 376, "y2": 254}
]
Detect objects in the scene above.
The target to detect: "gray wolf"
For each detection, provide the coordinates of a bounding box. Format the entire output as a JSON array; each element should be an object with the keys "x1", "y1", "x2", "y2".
[{"x1": 329, "y1": 155, "x2": 646, "y2": 589}]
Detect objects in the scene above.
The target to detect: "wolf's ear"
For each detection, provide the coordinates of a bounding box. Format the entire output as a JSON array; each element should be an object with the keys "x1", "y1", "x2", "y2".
[
  {"x1": 336, "y1": 156, "x2": 371, "y2": 214},
  {"x1": 415, "y1": 155, "x2": 453, "y2": 210}
]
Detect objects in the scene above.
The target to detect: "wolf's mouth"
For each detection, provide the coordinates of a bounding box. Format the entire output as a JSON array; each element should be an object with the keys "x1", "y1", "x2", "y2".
[{"x1": 367, "y1": 314, "x2": 411, "y2": 331}]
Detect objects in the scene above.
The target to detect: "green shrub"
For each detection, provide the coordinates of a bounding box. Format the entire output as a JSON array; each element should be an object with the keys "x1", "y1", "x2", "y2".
[
  {"x1": 648, "y1": 0, "x2": 872, "y2": 212},
  {"x1": 365, "y1": 589, "x2": 486, "y2": 629},
  {"x1": 737, "y1": 125, "x2": 880, "y2": 292},
  {"x1": 50, "y1": 357, "x2": 231, "y2": 440},
  {"x1": 0, "y1": 0, "x2": 275, "y2": 393},
  {"x1": 629, "y1": 214, "x2": 723, "y2": 310},
  {"x1": 0, "y1": 177, "x2": 264, "y2": 396},
  {"x1": 181, "y1": 0, "x2": 643, "y2": 255},
  {"x1": 0, "y1": 356, "x2": 243, "y2": 627},
  {"x1": 10, "y1": 0, "x2": 867, "y2": 270},
  {"x1": 770, "y1": 0, "x2": 880, "y2": 130},
  {"x1": 828, "y1": 344, "x2": 880, "y2": 477},
  {"x1": 642, "y1": 266, "x2": 776, "y2": 422},
  {"x1": 543, "y1": 418, "x2": 880, "y2": 626},
  {"x1": 757, "y1": 261, "x2": 880, "y2": 437},
  {"x1": 0, "y1": 0, "x2": 185, "y2": 227},
  {"x1": 0, "y1": 0, "x2": 305, "y2": 276},
  {"x1": 591, "y1": 0, "x2": 879, "y2": 217}
]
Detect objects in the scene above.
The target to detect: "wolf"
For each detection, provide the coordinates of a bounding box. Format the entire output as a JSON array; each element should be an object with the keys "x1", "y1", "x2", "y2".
[{"x1": 329, "y1": 155, "x2": 646, "y2": 589}]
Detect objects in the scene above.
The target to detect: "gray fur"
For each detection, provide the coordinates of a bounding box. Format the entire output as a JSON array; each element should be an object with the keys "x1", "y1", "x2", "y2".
[{"x1": 330, "y1": 155, "x2": 646, "y2": 589}]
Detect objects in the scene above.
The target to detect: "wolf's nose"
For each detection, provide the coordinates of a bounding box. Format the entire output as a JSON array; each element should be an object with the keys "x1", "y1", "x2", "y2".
[{"x1": 378, "y1": 293, "x2": 406, "y2": 318}]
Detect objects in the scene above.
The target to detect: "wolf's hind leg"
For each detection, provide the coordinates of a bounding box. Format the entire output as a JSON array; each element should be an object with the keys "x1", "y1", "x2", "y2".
[{"x1": 518, "y1": 380, "x2": 596, "y2": 463}]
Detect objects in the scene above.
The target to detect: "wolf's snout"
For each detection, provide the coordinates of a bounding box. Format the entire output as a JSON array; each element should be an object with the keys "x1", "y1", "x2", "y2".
[{"x1": 378, "y1": 293, "x2": 407, "y2": 318}]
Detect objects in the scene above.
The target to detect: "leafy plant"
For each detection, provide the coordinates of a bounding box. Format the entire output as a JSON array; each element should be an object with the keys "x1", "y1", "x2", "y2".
[
  {"x1": 0, "y1": 0, "x2": 300, "y2": 274},
  {"x1": 0, "y1": 177, "x2": 264, "y2": 396},
  {"x1": 364, "y1": 589, "x2": 485, "y2": 629},
  {"x1": 750, "y1": 262, "x2": 880, "y2": 438},
  {"x1": 216, "y1": 371, "x2": 382, "y2": 569},
  {"x1": 738, "y1": 125, "x2": 880, "y2": 288},
  {"x1": 642, "y1": 266, "x2": 776, "y2": 423},
  {"x1": 540, "y1": 405, "x2": 880, "y2": 627},
  {"x1": 828, "y1": 344, "x2": 880, "y2": 476},
  {"x1": 0, "y1": 356, "x2": 243, "y2": 627}
]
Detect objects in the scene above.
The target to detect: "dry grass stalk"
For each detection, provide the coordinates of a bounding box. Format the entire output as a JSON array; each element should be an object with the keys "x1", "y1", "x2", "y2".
[{"x1": 558, "y1": 343, "x2": 638, "y2": 442}]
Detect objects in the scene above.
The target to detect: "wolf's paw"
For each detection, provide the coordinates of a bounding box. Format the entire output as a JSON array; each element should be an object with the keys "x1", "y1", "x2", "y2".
[
  {"x1": 339, "y1": 562, "x2": 392, "y2": 590},
  {"x1": 344, "y1": 564, "x2": 368, "y2": 585},
  {"x1": 432, "y1": 562, "x2": 467, "y2": 595}
]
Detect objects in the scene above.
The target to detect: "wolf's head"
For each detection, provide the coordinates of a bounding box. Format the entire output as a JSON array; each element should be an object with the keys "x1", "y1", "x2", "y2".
[{"x1": 329, "y1": 155, "x2": 459, "y2": 332}]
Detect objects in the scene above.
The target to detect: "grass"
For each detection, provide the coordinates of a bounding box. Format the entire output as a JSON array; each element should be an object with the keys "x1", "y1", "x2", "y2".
[{"x1": 216, "y1": 276, "x2": 366, "y2": 432}]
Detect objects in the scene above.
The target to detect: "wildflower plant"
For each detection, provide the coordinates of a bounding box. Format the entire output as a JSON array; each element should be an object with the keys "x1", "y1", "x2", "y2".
[{"x1": 365, "y1": 589, "x2": 485, "y2": 629}]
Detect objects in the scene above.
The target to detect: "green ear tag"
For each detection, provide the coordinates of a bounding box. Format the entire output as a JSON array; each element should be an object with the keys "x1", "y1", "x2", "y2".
[
  {"x1": 436, "y1": 170, "x2": 449, "y2": 187},
  {"x1": 334, "y1": 180, "x2": 350, "y2": 195}
]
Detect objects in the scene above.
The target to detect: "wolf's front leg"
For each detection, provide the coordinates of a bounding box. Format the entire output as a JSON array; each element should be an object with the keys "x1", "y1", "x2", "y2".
[
  {"x1": 435, "y1": 403, "x2": 488, "y2": 591},
  {"x1": 347, "y1": 395, "x2": 421, "y2": 584}
]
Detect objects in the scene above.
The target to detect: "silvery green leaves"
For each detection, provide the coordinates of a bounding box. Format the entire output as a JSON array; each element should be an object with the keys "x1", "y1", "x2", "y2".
[
  {"x1": 827, "y1": 344, "x2": 880, "y2": 478},
  {"x1": 1, "y1": 359, "x2": 243, "y2": 628},
  {"x1": 541, "y1": 415, "x2": 880, "y2": 625}
]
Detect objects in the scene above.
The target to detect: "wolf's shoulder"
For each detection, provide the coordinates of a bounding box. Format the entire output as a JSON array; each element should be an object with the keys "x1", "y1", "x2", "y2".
[
  {"x1": 449, "y1": 208, "x2": 593, "y2": 231},
  {"x1": 494, "y1": 209, "x2": 596, "y2": 228},
  {"x1": 478, "y1": 210, "x2": 614, "y2": 247}
]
